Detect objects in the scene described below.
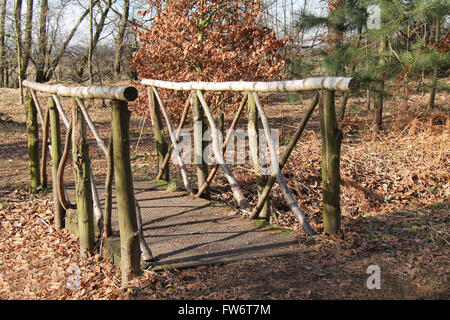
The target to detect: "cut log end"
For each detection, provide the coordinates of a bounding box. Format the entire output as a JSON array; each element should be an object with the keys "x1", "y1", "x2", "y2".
[
  {"x1": 123, "y1": 86, "x2": 138, "y2": 101},
  {"x1": 348, "y1": 78, "x2": 360, "y2": 92}
]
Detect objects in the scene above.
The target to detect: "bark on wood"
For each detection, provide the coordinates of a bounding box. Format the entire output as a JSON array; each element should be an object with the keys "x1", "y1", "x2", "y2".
[
  {"x1": 156, "y1": 92, "x2": 192, "y2": 181},
  {"x1": 40, "y1": 107, "x2": 49, "y2": 189},
  {"x1": 26, "y1": 95, "x2": 40, "y2": 193},
  {"x1": 29, "y1": 89, "x2": 45, "y2": 126},
  {"x1": 104, "y1": 133, "x2": 114, "y2": 238},
  {"x1": 247, "y1": 93, "x2": 269, "y2": 219},
  {"x1": 89, "y1": 169, "x2": 104, "y2": 231},
  {"x1": 52, "y1": 95, "x2": 70, "y2": 127},
  {"x1": 72, "y1": 99, "x2": 95, "y2": 258},
  {"x1": 252, "y1": 92, "x2": 315, "y2": 236},
  {"x1": 113, "y1": 0, "x2": 129, "y2": 77},
  {"x1": 250, "y1": 93, "x2": 318, "y2": 219},
  {"x1": 57, "y1": 120, "x2": 75, "y2": 210},
  {"x1": 75, "y1": 97, "x2": 108, "y2": 156},
  {"x1": 142, "y1": 77, "x2": 358, "y2": 93},
  {"x1": 135, "y1": 199, "x2": 154, "y2": 262},
  {"x1": 192, "y1": 91, "x2": 209, "y2": 198},
  {"x1": 429, "y1": 18, "x2": 441, "y2": 109},
  {"x1": 152, "y1": 87, "x2": 193, "y2": 195},
  {"x1": 147, "y1": 87, "x2": 169, "y2": 180},
  {"x1": 196, "y1": 93, "x2": 248, "y2": 198},
  {"x1": 319, "y1": 90, "x2": 342, "y2": 234},
  {"x1": 49, "y1": 97, "x2": 65, "y2": 229},
  {"x1": 22, "y1": 80, "x2": 138, "y2": 101},
  {"x1": 111, "y1": 99, "x2": 141, "y2": 286},
  {"x1": 0, "y1": 0, "x2": 7, "y2": 87},
  {"x1": 196, "y1": 90, "x2": 249, "y2": 209}
]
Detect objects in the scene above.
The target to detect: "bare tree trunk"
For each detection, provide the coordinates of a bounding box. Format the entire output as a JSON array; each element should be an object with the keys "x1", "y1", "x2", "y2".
[
  {"x1": 429, "y1": 18, "x2": 441, "y2": 109},
  {"x1": 14, "y1": 0, "x2": 23, "y2": 100},
  {"x1": 0, "y1": 0, "x2": 7, "y2": 87},
  {"x1": 76, "y1": 0, "x2": 112, "y2": 82},
  {"x1": 21, "y1": 0, "x2": 33, "y2": 81},
  {"x1": 35, "y1": 0, "x2": 48, "y2": 83},
  {"x1": 114, "y1": 0, "x2": 129, "y2": 78}
]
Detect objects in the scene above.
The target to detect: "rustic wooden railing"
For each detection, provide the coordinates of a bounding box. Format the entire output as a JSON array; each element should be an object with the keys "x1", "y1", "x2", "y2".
[
  {"x1": 22, "y1": 80, "x2": 146, "y2": 285},
  {"x1": 141, "y1": 77, "x2": 359, "y2": 236}
]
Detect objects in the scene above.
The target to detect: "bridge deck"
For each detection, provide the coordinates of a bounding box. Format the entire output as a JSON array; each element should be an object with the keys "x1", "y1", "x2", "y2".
[{"x1": 69, "y1": 180, "x2": 302, "y2": 269}]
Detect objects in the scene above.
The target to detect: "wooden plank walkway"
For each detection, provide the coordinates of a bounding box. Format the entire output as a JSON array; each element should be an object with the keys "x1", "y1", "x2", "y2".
[{"x1": 68, "y1": 180, "x2": 302, "y2": 269}]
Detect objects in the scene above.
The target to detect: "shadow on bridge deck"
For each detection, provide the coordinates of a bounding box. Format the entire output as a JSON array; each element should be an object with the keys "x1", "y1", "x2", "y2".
[{"x1": 66, "y1": 180, "x2": 302, "y2": 269}]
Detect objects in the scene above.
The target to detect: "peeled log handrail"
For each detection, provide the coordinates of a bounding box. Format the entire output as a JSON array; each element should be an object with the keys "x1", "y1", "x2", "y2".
[
  {"x1": 142, "y1": 77, "x2": 359, "y2": 93},
  {"x1": 22, "y1": 80, "x2": 138, "y2": 102}
]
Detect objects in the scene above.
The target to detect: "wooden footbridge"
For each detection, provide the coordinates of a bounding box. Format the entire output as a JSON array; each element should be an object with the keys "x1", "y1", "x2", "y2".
[{"x1": 21, "y1": 77, "x2": 358, "y2": 286}]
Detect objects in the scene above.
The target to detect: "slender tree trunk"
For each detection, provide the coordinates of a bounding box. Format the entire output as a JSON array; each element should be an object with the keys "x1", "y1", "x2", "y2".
[
  {"x1": 49, "y1": 97, "x2": 65, "y2": 229},
  {"x1": 320, "y1": 90, "x2": 342, "y2": 234},
  {"x1": 72, "y1": 99, "x2": 95, "y2": 258},
  {"x1": 114, "y1": 0, "x2": 129, "y2": 78},
  {"x1": 35, "y1": 0, "x2": 48, "y2": 83},
  {"x1": 14, "y1": 0, "x2": 23, "y2": 101},
  {"x1": 374, "y1": 7, "x2": 386, "y2": 131},
  {"x1": 111, "y1": 100, "x2": 141, "y2": 286},
  {"x1": 429, "y1": 18, "x2": 441, "y2": 109},
  {"x1": 0, "y1": 0, "x2": 7, "y2": 87},
  {"x1": 76, "y1": 0, "x2": 111, "y2": 82},
  {"x1": 26, "y1": 94, "x2": 40, "y2": 193},
  {"x1": 21, "y1": 0, "x2": 33, "y2": 81}
]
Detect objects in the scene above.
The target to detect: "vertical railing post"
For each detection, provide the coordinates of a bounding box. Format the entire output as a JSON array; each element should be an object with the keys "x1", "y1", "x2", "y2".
[
  {"x1": 49, "y1": 96, "x2": 65, "y2": 230},
  {"x1": 25, "y1": 93, "x2": 40, "y2": 193},
  {"x1": 148, "y1": 88, "x2": 169, "y2": 181},
  {"x1": 247, "y1": 93, "x2": 269, "y2": 220},
  {"x1": 72, "y1": 98, "x2": 95, "y2": 257},
  {"x1": 40, "y1": 108, "x2": 50, "y2": 189},
  {"x1": 192, "y1": 91, "x2": 209, "y2": 198},
  {"x1": 111, "y1": 99, "x2": 141, "y2": 286},
  {"x1": 319, "y1": 90, "x2": 342, "y2": 234}
]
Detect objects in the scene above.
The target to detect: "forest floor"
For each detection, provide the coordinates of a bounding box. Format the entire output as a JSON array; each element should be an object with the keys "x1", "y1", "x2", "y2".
[{"x1": 0, "y1": 86, "x2": 448, "y2": 299}]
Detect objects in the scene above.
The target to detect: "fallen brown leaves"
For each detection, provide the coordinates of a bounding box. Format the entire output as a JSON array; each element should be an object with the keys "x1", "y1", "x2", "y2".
[{"x1": 0, "y1": 190, "x2": 125, "y2": 299}]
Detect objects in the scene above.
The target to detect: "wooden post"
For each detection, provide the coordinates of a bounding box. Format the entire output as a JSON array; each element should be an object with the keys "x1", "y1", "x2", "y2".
[
  {"x1": 40, "y1": 107, "x2": 49, "y2": 189},
  {"x1": 247, "y1": 93, "x2": 269, "y2": 220},
  {"x1": 196, "y1": 93, "x2": 248, "y2": 198},
  {"x1": 49, "y1": 97, "x2": 65, "y2": 230},
  {"x1": 192, "y1": 91, "x2": 209, "y2": 198},
  {"x1": 148, "y1": 88, "x2": 169, "y2": 180},
  {"x1": 250, "y1": 93, "x2": 318, "y2": 219},
  {"x1": 155, "y1": 93, "x2": 191, "y2": 181},
  {"x1": 104, "y1": 133, "x2": 114, "y2": 238},
  {"x1": 319, "y1": 90, "x2": 342, "y2": 234},
  {"x1": 72, "y1": 99, "x2": 95, "y2": 258},
  {"x1": 111, "y1": 99, "x2": 141, "y2": 286},
  {"x1": 26, "y1": 94, "x2": 40, "y2": 193}
]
